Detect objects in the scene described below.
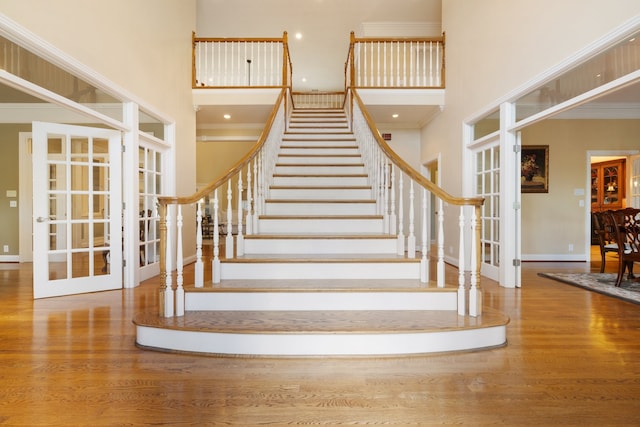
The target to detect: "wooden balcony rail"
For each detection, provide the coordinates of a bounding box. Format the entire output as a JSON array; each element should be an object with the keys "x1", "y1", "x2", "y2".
[
  {"x1": 192, "y1": 32, "x2": 292, "y2": 88},
  {"x1": 345, "y1": 32, "x2": 446, "y2": 89},
  {"x1": 291, "y1": 91, "x2": 345, "y2": 109}
]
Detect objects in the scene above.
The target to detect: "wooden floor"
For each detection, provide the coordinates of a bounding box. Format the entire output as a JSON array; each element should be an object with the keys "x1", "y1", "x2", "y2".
[{"x1": 1, "y1": 250, "x2": 639, "y2": 426}]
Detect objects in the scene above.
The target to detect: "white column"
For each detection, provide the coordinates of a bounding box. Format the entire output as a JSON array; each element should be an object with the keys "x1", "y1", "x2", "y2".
[
  {"x1": 225, "y1": 180, "x2": 234, "y2": 259},
  {"x1": 396, "y1": 172, "x2": 405, "y2": 255},
  {"x1": 195, "y1": 200, "x2": 204, "y2": 287},
  {"x1": 457, "y1": 206, "x2": 466, "y2": 316},
  {"x1": 175, "y1": 205, "x2": 184, "y2": 317},
  {"x1": 437, "y1": 199, "x2": 445, "y2": 287},
  {"x1": 163, "y1": 207, "x2": 174, "y2": 317},
  {"x1": 407, "y1": 180, "x2": 416, "y2": 258},
  {"x1": 236, "y1": 173, "x2": 244, "y2": 256},
  {"x1": 212, "y1": 190, "x2": 221, "y2": 284},
  {"x1": 420, "y1": 188, "x2": 429, "y2": 283}
]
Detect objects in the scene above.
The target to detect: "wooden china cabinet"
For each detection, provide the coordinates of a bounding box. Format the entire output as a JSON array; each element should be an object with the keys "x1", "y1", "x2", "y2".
[
  {"x1": 590, "y1": 159, "x2": 625, "y2": 244},
  {"x1": 591, "y1": 159, "x2": 625, "y2": 212}
]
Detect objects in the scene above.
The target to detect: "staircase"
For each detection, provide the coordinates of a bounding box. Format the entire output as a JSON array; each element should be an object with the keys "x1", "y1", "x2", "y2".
[{"x1": 134, "y1": 108, "x2": 509, "y2": 357}]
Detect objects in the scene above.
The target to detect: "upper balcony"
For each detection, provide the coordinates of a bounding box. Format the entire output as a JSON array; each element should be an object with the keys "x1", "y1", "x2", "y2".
[{"x1": 192, "y1": 32, "x2": 445, "y2": 128}]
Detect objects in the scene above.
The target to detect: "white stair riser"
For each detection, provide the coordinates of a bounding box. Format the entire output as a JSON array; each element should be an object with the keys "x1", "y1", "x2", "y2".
[
  {"x1": 272, "y1": 176, "x2": 369, "y2": 186},
  {"x1": 244, "y1": 237, "x2": 397, "y2": 254},
  {"x1": 289, "y1": 122, "x2": 348, "y2": 128},
  {"x1": 280, "y1": 147, "x2": 360, "y2": 156},
  {"x1": 219, "y1": 261, "x2": 420, "y2": 280},
  {"x1": 268, "y1": 188, "x2": 372, "y2": 200},
  {"x1": 258, "y1": 218, "x2": 383, "y2": 234},
  {"x1": 275, "y1": 165, "x2": 366, "y2": 174},
  {"x1": 186, "y1": 291, "x2": 456, "y2": 311},
  {"x1": 290, "y1": 118, "x2": 347, "y2": 123},
  {"x1": 288, "y1": 127, "x2": 350, "y2": 132},
  {"x1": 282, "y1": 139, "x2": 356, "y2": 147},
  {"x1": 136, "y1": 326, "x2": 507, "y2": 356},
  {"x1": 277, "y1": 156, "x2": 361, "y2": 165},
  {"x1": 264, "y1": 202, "x2": 376, "y2": 215}
]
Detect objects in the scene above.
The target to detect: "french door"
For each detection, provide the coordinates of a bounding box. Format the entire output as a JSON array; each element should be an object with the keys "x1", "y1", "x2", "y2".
[{"x1": 32, "y1": 122, "x2": 122, "y2": 299}]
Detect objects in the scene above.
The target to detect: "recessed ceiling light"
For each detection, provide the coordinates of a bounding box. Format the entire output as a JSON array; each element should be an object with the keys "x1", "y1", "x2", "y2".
[
  {"x1": 392, "y1": 114, "x2": 399, "y2": 118},
  {"x1": 295, "y1": 32, "x2": 302, "y2": 40},
  {"x1": 302, "y1": 77, "x2": 307, "y2": 83},
  {"x1": 223, "y1": 114, "x2": 231, "y2": 119}
]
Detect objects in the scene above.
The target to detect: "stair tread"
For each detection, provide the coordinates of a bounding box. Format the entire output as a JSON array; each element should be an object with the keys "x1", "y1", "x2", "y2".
[
  {"x1": 276, "y1": 163, "x2": 364, "y2": 166},
  {"x1": 273, "y1": 173, "x2": 367, "y2": 177},
  {"x1": 269, "y1": 186, "x2": 371, "y2": 189},
  {"x1": 259, "y1": 215, "x2": 382, "y2": 219},
  {"x1": 222, "y1": 253, "x2": 420, "y2": 263},
  {"x1": 244, "y1": 233, "x2": 396, "y2": 239},
  {"x1": 187, "y1": 278, "x2": 435, "y2": 290},
  {"x1": 134, "y1": 307, "x2": 509, "y2": 335},
  {"x1": 265, "y1": 199, "x2": 375, "y2": 203}
]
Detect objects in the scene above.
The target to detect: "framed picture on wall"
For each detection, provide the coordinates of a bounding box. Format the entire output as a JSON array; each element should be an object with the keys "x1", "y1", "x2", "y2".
[{"x1": 521, "y1": 145, "x2": 549, "y2": 193}]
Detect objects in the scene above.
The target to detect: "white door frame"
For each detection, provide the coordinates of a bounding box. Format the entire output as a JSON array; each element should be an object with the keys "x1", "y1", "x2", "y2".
[
  {"x1": 18, "y1": 132, "x2": 33, "y2": 262},
  {"x1": 32, "y1": 121, "x2": 123, "y2": 299}
]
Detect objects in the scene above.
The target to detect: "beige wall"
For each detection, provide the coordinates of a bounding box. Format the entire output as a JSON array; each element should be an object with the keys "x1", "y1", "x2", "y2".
[
  {"x1": 521, "y1": 119, "x2": 640, "y2": 257},
  {"x1": 0, "y1": 0, "x2": 198, "y2": 257},
  {"x1": 0, "y1": 125, "x2": 29, "y2": 255},
  {"x1": 196, "y1": 140, "x2": 256, "y2": 185},
  {"x1": 425, "y1": 0, "x2": 640, "y2": 258}
]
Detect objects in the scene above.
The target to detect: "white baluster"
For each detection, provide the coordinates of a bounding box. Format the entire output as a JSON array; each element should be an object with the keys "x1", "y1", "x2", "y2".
[
  {"x1": 383, "y1": 162, "x2": 389, "y2": 233},
  {"x1": 245, "y1": 164, "x2": 253, "y2": 235},
  {"x1": 437, "y1": 199, "x2": 445, "y2": 287},
  {"x1": 254, "y1": 158, "x2": 259, "y2": 232},
  {"x1": 469, "y1": 206, "x2": 482, "y2": 317},
  {"x1": 457, "y1": 206, "x2": 466, "y2": 316},
  {"x1": 407, "y1": 180, "x2": 416, "y2": 258},
  {"x1": 420, "y1": 188, "x2": 428, "y2": 283},
  {"x1": 390, "y1": 164, "x2": 397, "y2": 235},
  {"x1": 212, "y1": 189, "x2": 221, "y2": 284},
  {"x1": 195, "y1": 200, "x2": 204, "y2": 288},
  {"x1": 163, "y1": 207, "x2": 174, "y2": 317},
  {"x1": 175, "y1": 205, "x2": 184, "y2": 317},
  {"x1": 225, "y1": 180, "x2": 234, "y2": 259},
  {"x1": 396, "y1": 172, "x2": 405, "y2": 255},
  {"x1": 236, "y1": 173, "x2": 244, "y2": 256}
]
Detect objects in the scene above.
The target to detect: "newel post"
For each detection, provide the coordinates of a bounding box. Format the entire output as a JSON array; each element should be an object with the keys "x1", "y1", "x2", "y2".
[
  {"x1": 349, "y1": 31, "x2": 356, "y2": 89},
  {"x1": 469, "y1": 204, "x2": 483, "y2": 317},
  {"x1": 158, "y1": 202, "x2": 173, "y2": 317},
  {"x1": 282, "y1": 31, "x2": 288, "y2": 87}
]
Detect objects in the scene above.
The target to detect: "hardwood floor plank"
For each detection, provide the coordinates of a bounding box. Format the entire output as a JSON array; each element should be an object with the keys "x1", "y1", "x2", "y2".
[{"x1": 0, "y1": 250, "x2": 639, "y2": 425}]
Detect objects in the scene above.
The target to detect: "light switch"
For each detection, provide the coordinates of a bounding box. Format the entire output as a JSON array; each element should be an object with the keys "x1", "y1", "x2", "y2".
[{"x1": 6, "y1": 190, "x2": 17, "y2": 198}]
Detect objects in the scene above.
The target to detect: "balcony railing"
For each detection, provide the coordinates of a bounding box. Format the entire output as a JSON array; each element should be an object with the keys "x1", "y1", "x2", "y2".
[
  {"x1": 346, "y1": 32, "x2": 445, "y2": 89},
  {"x1": 192, "y1": 32, "x2": 292, "y2": 88}
]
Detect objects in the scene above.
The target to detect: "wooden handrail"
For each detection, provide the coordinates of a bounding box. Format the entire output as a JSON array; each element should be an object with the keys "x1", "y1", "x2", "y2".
[
  {"x1": 351, "y1": 89, "x2": 483, "y2": 208},
  {"x1": 194, "y1": 36, "x2": 286, "y2": 43},
  {"x1": 157, "y1": 87, "x2": 286, "y2": 207},
  {"x1": 352, "y1": 36, "x2": 445, "y2": 43}
]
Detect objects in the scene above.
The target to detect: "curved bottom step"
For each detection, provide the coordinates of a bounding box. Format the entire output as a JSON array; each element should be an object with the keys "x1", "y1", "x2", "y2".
[{"x1": 133, "y1": 309, "x2": 509, "y2": 357}]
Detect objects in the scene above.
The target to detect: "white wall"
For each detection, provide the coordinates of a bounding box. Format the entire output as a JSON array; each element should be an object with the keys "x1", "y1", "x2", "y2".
[
  {"x1": 423, "y1": 0, "x2": 640, "y2": 261},
  {"x1": 0, "y1": 0, "x2": 199, "y2": 257}
]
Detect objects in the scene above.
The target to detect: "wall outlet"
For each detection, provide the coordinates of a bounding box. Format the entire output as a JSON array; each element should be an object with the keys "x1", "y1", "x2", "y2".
[
  {"x1": 3, "y1": 245, "x2": 8, "y2": 253},
  {"x1": 568, "y1": 244, "x2": 574, "y2": 252}
]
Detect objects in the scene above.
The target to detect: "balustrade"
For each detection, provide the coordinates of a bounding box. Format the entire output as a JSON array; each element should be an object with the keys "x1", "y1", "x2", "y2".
[
  {"x1": 192, "y1": 32, "x2": 291, "y2": 88},
  {"x1": 159, "y1": 33, "x2": 485, "y2": 319}
]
